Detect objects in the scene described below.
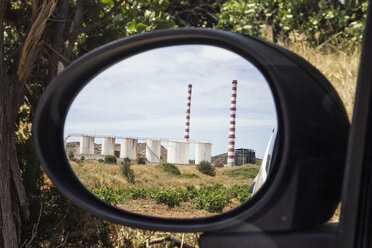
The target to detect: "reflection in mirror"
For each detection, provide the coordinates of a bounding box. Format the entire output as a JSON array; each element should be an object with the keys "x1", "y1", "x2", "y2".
[{"x1": 64, "y1": 45, "x2": 277, "y2": 218}]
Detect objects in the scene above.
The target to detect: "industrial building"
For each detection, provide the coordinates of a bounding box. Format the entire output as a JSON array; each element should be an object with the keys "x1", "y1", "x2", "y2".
[
  {"x1": 234, "y1": 148, "x2": 256, "y2": 166},
  {"x1": 167, "y1": 140, "x2": 190, "y2": 164},
  {"x1": 195, "y1": 141, "x2": 212, "y2": 164}
]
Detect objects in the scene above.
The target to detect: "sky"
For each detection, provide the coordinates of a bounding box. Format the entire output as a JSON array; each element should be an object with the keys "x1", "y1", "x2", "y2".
[{"x1": 64, "y1": 45, "x2": 277, "y2": 159}]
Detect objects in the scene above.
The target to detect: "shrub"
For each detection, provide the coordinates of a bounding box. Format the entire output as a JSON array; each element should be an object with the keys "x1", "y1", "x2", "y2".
[
  {"x1": 225, "y1": 167, "x2": 259, "y2": 179},
  {"x1": 37, "y1": 186, "x2": 112, "y2": 247},
  {"x1": 175, "y1": 187, "x2": 189, "y2": 201},
  {"x1": 180, "y1": 173, "x2": 200, "y2": 179},
  {"x1": 70, "y1": 157, "x2": 78, "y2": 163},
  {"x1": 158, "y1": 163, "x2": 181, "y2": 176},
  {"x1": 214, "y1": 161, "x2": 224, "y2": 168},
  {"x1": 230, "y1": 184, "x2": 252, "y2": 203},
  {"x1": 98, "y1": 159, "x2": 104, "y2": 163},
  {"x1": 126, "y1": 187, "x2": 147, "y2": 199},
  {"x1": 68, "y1": 151, "x2": 74, "y2": 160},
  {"x1": 121, "y1": 158, "x2": 135, "y2": 184},
  {"x1": 137, "y1": 156, "x2": 146, "y2": 164},
  {"x1": 186, "y1": 184, "x2": 198, "y2": 199},
  {"x1": 104, "y1": 155, "x2": 117, "y2": 164},
  {"x1": 197, "y1": 160, "x2": 216, "y2": 176},
  {"x1": 93, "y1": 186, "x2": 124, "y2": 205},
  {"x1": 153, "y1": 189, "x2": 182, "y2": 208},
  {"x1": 193, "y1": 184, "x2": 230, "y2": 212}
]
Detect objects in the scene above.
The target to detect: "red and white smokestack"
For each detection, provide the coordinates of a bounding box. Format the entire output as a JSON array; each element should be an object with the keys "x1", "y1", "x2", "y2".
[
  {"x1": 228, "y1": 80, "x2": 238, "y2": 167},
  {"x1": 184, "y1": 84, "x2": 192, "y2": 140}
]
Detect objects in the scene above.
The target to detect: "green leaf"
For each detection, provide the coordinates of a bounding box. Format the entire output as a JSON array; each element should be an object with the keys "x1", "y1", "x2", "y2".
[{"x1": 102, "y1": 0, "x2": 114, "y2": 5}]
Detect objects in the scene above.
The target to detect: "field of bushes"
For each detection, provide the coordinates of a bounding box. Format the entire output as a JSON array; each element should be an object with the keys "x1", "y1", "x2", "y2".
[{"x1": 70, "y1": 158, "x2": 259, "y2": 218}]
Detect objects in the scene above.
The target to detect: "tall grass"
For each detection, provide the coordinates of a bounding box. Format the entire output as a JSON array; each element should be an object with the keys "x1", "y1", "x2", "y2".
[{"x1": 283, "y1": 43, "x2": 360, "y2": 120}]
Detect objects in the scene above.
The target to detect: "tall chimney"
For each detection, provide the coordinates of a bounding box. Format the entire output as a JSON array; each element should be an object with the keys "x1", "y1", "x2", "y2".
[
  {"x1": 184, "y1": 84, "x2": 192, "y2": 140},
  {"x1": 227, "y1": 80, "x2": 238, "y2": 167}
]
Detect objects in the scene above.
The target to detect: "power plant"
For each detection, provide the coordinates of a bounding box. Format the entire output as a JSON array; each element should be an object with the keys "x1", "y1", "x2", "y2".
[{"x1": 66, "y1": 80, "x2": 261, "y2": 166}]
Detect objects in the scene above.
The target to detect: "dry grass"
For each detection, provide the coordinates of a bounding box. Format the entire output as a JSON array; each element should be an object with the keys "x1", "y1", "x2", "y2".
[
  {"x1": 70, "y1": 160, "x2": 257, "y2": 190},
  {"x1": 109, "y1": 226, "x2": 201, "y2": 248},
  {"x1": 283, "y1": 43, "x2": 361, "y2": 120}
]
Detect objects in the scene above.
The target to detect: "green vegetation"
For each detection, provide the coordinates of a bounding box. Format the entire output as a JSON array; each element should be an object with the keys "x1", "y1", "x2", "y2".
[
  {"x1": 5, "y1": 0, "x2": 363, "y2": 245},
  {"x1": 104, "y1": 155, "x2": 117, "y2": 164},
  {"x1": 180, "y1": 173, "x2": 200, "y2": 179},
  {"x1": 225, "y1": 167, "x2": 259, "y2": 179},
  {"x1": 98, "y1": 159, "x2": 104, "y2": 163},
  {"x1": 93, "y1": 183, "x2": 252, "y2": 213},
  {"x1": 121, "y1": 158, "x2": 135, "y2": 184},
  {"x1": 156, "y1": 162, "x2": 181, "y2": 176},
  {"x1": 197, "y1": 160, "x2": 216, "y2": 176},
  {"x1": 217, "y1": 0, "x2": 368, "y2": 46},
  {"x1": 137, "y1": 156, "x2": 147, "y2": 164},
  {"x1": 68, "y1": 151, "x2": 74, "y2": 160}
]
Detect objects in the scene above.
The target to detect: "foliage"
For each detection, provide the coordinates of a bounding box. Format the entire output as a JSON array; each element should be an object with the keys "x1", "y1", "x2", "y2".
[
  {"x1": 93, "y1": 186, "x2": 126, "y2": 205},
  {"x1": 230, "y1": 184, "x2": 252, "y2": 203},
  {"x1": 192, "y1": 184, "x2": 231, "y2": 212},
  {"x1": 180, "y1": 173, "x2": 200, "y2": 179},
  {"x1": 104, "y1": 155, "x2": 117, "y2": 164},
  {"x1": 197, "y1": 160, "x2": 216, "y2": 176},
  {"x1": 166, "y1": 0, "x2": 226, "y2": 28},
  {"x1": 137, "y1": 156, "x2": 147, "y2": 164},
  {"x1": 225, "y1": 167, "x2": 259, "y2": 179},
  {"x1": 217, "y1": 0, "x2": 368, "y2": 45},
  {"x1": 153, "y1": 189, "x2": 182, "y2": 208},
  {"x1": 92, "y1": 183, "x2": 252, "y2": 213},
  {"x1": 121, "y1": 158, "x2": 135, "y2": 184},
  {"x1": 98, "y1": 159, "x2": 105, "y2": 163},
  {"x1": 3, "y1": 0, "x2": 225, "y2": 246},
  {"x1": 156, "y1": 162, "x2": 181, "y2": 176},
  {"x1": 31, "y1": 187, "x2": 112, "y2": 247},
  {"x1": 186, "y1": 184, "x2": 198, "y2": 199},
  {"x1": 126, "y1": 187, "x2": 148, "y2": 200},
  {"x1": 70, "y1": 157, "x2": 84, "y2": 166},
  {"x1": 68, "y1": 151, "x2": 74, "y2": 160},
  {"x1": 6, "y1": 0, "x2": 364, "y2": 246}
]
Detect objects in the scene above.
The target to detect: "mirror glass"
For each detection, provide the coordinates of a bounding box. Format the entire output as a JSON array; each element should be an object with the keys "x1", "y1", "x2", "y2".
[{"x1": 64, "y1": 45, "x2": 277, "y2": 218}]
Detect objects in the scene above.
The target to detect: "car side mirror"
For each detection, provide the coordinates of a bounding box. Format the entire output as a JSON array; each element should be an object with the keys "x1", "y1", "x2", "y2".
[{"x1": 33, "y1": 28, "x2": 349, "y2": 233}]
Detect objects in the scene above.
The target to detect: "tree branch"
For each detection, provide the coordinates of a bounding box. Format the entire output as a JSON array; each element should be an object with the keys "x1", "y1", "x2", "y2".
[
  {"x1": 17, "y1": 0, "x2": 58, "y2": 84},
  {"x1": 67, "y1": 0, "x2": 125, "y2": 41}
]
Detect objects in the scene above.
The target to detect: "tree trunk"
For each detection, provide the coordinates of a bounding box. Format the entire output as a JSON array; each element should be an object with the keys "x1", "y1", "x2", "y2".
[
  {"x1": 0, "y1": 1, "x2": 29, "y2": 247},
  {"x1": 0, "y1": 73, "x2": 29, "y2": 248}
]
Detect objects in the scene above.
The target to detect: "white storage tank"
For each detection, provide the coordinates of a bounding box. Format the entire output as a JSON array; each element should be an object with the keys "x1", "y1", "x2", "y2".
[
  {"x1": 167, "y1": 140, "x2": 190, "y2": 165},
  {"x1": 101, "y1": 136, "x2": 115, "y2": 155},
  {"x1": 195, "y1": 141, "x2": 212, "y2": 164},
  {"x1": 145, "y1": 139, "x2": 161, "y2": 163},
  {"x1": 79, "y1": 135, "x2": 95, "y2": 154},
  {"x1": 120, "y1": 138, "x2": 138, "y2": 160}
]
